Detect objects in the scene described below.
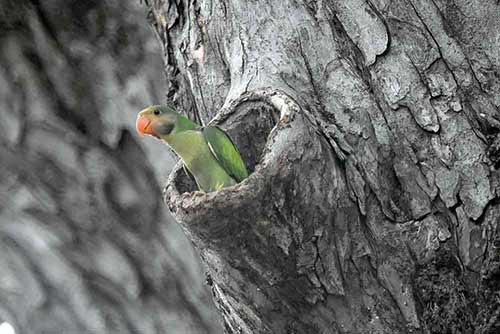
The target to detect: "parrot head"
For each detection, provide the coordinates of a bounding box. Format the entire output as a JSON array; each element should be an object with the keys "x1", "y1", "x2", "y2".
[{"x1": 136, "y1": 105, "x2": 197, "y2": 140}]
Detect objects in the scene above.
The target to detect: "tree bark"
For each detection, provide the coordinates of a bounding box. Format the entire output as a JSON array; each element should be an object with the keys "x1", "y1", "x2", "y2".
[
  {"x1": 0, "y1": 1, "x2": 221, "y2": 333},
  {"x1": 150, "y1": 0, "x2": 500, "y2": 333}
]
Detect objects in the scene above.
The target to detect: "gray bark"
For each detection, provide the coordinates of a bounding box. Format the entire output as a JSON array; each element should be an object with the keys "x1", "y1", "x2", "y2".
[
  {"x1": 0, "y1": 1, "x2": 221, "y2": 333},
  {"x1": 151, "y1": 0, "x2": 500, "y2": 333}
]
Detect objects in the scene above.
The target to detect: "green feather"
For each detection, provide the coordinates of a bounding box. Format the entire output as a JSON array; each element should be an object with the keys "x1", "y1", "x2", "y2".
[{"x1": 202, "y1": 126, "x2": 249, "y2": 182}]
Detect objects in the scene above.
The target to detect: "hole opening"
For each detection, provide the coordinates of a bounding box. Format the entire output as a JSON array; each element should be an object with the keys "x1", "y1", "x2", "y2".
[{"x1": 173, "y1": 100, "x2": 280, "y2": 194}]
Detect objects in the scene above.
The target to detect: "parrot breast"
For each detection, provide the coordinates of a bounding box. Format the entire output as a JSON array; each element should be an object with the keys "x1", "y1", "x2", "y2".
[{"x1": 166, "y1": 130, "x2": 237, "y2": 192}]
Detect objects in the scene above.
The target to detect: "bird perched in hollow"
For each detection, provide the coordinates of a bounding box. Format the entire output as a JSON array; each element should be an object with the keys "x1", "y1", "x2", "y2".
[{"x1": 136, "y1": 104, "x2": 248, "y2": 192}]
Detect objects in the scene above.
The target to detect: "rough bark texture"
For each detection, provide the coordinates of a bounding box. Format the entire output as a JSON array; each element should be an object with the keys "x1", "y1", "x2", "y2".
[
  {"x1": 150, "y1": 0, "x2": 500, "y2": 333},
  {"x1": 0, "y1": 1, "x2": 222, "y2": 333}
]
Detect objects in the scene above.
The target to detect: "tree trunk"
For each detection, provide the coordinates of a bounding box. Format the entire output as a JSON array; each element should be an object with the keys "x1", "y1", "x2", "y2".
[
  {"x1": 0, "y1": 1, "x2": 221, "y2": 333},
  {"x1": 150, "y1": 0, "x2": 500, "y2": 333}
]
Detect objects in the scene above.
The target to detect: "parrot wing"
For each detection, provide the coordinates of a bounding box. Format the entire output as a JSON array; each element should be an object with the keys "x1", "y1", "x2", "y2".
[{"x1": 202, "y1": 126, "x2": 249, "y2": 182}]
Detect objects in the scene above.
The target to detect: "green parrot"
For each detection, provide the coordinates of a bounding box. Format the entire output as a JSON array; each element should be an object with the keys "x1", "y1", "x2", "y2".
[{"x1": 136, "y1": 104, "x2": 248, "y2": 192}]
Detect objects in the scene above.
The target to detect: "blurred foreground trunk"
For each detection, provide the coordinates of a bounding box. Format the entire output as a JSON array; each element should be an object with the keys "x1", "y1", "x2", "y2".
[
  {"x1": 0, "y1": 1, "x2": 221, "y2": 333},
  {"x1": 151, "y1": 0, "x2": 500, "y2": 333}
]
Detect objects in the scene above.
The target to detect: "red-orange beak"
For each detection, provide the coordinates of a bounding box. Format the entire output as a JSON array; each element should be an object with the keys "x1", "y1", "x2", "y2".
[{"x1": 136, "y1": 114, "x2": 153, "y2": 137}]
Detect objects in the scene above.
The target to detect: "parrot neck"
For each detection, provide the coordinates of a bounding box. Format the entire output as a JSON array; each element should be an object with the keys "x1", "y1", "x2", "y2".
[
  {"x1": 175, "y1": 114, "x2": 199, "y2": 133},
  {"x1": 160, "y1": 114, "x2": 201, "y2": 163},
  {"x1": 161, "y1": 130, "x2": 202, "y2": 164},
  {"x1": 160, "y1": 114, "x2": 199, "y2": 153}
]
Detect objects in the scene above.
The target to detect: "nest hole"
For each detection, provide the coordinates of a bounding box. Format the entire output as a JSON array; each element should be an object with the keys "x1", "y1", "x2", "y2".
[{"x1": 172, "y1": 100, "x2": 280, "y2": 194}]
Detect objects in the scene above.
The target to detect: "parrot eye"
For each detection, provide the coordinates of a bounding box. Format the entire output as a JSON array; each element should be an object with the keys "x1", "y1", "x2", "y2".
[{"x1": 153, "y1": 110, "x2": 160, "y2": 115}]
